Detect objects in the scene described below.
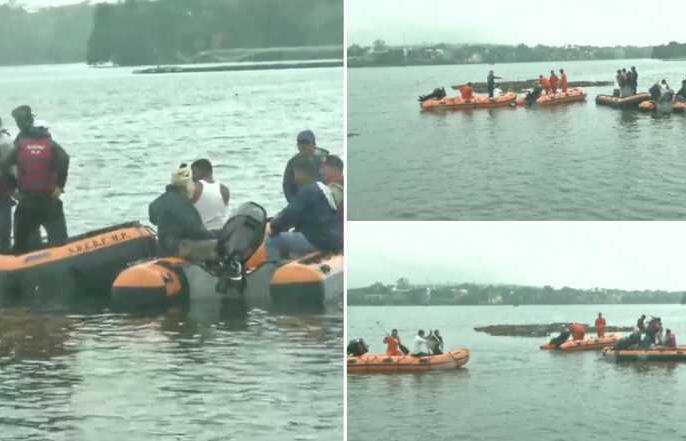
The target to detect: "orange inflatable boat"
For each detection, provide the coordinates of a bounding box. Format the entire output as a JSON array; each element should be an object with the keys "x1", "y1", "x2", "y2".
[
  {"x1": 602, "y1": 346, "x2": 686, "y2": 361},
  {"x1": 537, "y1": 88, "x2": 587, "y2": 106},
  {"x1": 111, "y1": 203, "x2": 343, "y2": 310},
  {"x1": 541, "y1": 334, "x2": 620, "y2": 351},
  {"x1": 347, "y1": 348, "x2": 470, "y2": 373},
  {"x1": 638, "y1": 100, "x2": 686, "y2": 113},
  {"x1": 0, "y1": 222, "x2": 156, "y2": 303},
  {"x1": 595, "y1": 92, "x2": 651, "y2": 108},
  {"x1": 420, "y1": 92, "x2": 517, "y2": 111}
]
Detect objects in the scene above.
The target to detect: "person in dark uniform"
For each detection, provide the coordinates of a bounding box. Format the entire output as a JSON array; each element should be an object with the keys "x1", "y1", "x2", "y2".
[
  {"x1": 487, "y1": 70, "x2": 502, "y2": 98},
  {"x1": 282, "y1": 130, "x2": 329, "y2": 202},
  {"x1": 2, "y1": 106, "x2": 69, "y2": 253}
]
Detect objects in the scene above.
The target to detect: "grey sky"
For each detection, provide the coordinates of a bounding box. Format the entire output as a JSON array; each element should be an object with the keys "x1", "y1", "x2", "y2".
[
  {"x1": 348, "y1": 0, "x2": 686, "y2": 47},
  {"x1": 347, "y1": 222, "x2": 686, "y2": 291}
]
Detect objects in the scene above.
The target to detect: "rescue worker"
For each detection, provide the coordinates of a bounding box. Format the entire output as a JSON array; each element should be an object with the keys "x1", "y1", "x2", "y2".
[
  {"x1": 594, "y1": 313, "x2": 606, "y2": 338},
  {"x1": 548, "y1": 328, "x2": 571, "y2": 347},
  {"x1": 190, "y1": 159, "x2": 229, "y2": 232},
  {"x1": 676, "y1": 79, "x2": 686, "y2": 102},
  {"x1": 538, "y1": 75, "x2": 551, "y2": 95},
  {"x1": 347, "y1": 338, "x2": 369, "y2": 357},
  {"x1": 568, "y1": 322, "x2": 586, "y2": 341},
  {"x1": 630, "y1": 66, "x2": 638, "y2": 94},
  {"x1": 549, "y1": 70, "x2": 559, "y2": 94},
  {"x1": 3, "y1": 106, "x2": 69, "y2": 254},
  {"x1": 432, "y1": 329, "x2": 444, "y2": 354},
  {"x1": 268, "y1": 155, "x2": 342, "y2": 261},
  {"x1": 282, "y1": 130, "x2": 328, "y2": 203},
  {"x1": 323, "y1": 155, "x2": 344, "y2": 241},
  {"x1": 487, "y1": 70, "x2": 502, "y2": 98},
  {"x1": 149, "y1": 164, "x2": 216, "y2": 258},
  {"x1": 664, "y1": 329, "x2": 676, "y2": 348},
  {"x1": 410, "y1": 330, "x2": 430, "y2": 357},
  {"x1": 637, "y1": 314, "x2": 647, "y2": 333},
  {"x1": 559, "y1": 69, "x2": 568, "y2": 93},
  {"x1": 460, "y1": 82, "x2": 474, "y2": 101},
  {"x1": 0, "y1": 118, "x2": 15, "y2": 253},
  {"x1": 383, "y1": 329, "x2": 403, "y2": 356}
]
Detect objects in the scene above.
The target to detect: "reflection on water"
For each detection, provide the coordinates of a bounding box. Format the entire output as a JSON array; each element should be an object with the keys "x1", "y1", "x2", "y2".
[
  {"x1": 0, "y1": 304, "x2": 343, "y2": 441},
  {"x1": 348, "y1": 305, "x2": 686, "y2": 441},
  {"x1": 349, "y1": 58, "x2": 686, "y2": 220}
]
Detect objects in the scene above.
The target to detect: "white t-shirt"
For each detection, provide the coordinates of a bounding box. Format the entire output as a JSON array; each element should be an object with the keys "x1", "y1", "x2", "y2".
[
  {"x1": 194, "y1": 179, "x2": 228, "y2": 230},
  {"x1": 411, "y1": 335, "x2": 429, "y2": 355}
]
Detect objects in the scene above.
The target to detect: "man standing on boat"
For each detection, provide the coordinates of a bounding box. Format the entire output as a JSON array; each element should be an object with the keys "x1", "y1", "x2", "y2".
[
  {"x1": 487, "y1": 70, "x2": 502, "y2": 99},
  {"x1": 559, "y1": 69, "x2": 568, "y2": 94},
  {"x1": 410, "y1": 330, "x2": 430, "y2": 357},
  {"x1": 0, "y1": 118, "x2": 15, "y2": 253},
  {"x1": 4, "y1": 106, "x2": 69, "y2": 253},
  {"x1": 594, "y1": 313, "x2": 606, "y2": 338},
  {"x1": 282, "y1": 130, "x2": 329, "y2": 202},
  {"x1": 630, "y1": 66, "x2": 638, "y2": 94},
  {"x1": 549, "y1": 70, "x2": 559, "y2": 94}
]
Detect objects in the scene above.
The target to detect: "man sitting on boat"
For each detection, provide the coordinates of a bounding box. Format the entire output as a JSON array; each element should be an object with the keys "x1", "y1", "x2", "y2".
[
  {"x1": 383, "y1": 329, "x2": 404, "y2": 356},
  {"x1": 347, "y1": 338, "x2": 369, "y2": 357},
  {"x1": 676, "y1": 80, "x2": 686, "y2": 102},
  {"x1": 410, "y1": 330, "x2": 430, "y2": 357},
  {"x1": 568, "y1": 322, "x2": 586, "y2": 341},
  {"x1": 664, "y1": 329, "x2": 676, "y2": 348},
  {"x1": 282, "y1": 130, "x2": 329, "y2": 203},
  {"x1": 149, "y1": 164, "x2": 216, "y2": 259},
  {"x1": 267, "y1": 155, "x2": 342, "y2": 261},
  {"x1": 190, "y1": 159, "x2": 229, "y2": 232},
  {"x1": 427, "y1": 330, "x2": 444, "y2": 355}
]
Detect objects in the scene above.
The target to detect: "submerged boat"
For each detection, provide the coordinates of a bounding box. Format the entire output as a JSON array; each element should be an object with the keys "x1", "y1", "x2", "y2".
[
  {"x1": 0, "y1": 222, "x2": 157, "y2": 304},
  {"x1": 420, "y1": 92, "x2": 517, "y2": 111},
  {"x1": 602, "y1": 346, "x2": 686, "y2": 361},
  {"x1": 347, "y1": 348, "x2": 470, "y2": 373},
  {"x1": 540, "y1": 334, "x2": 620, "y2": 351},
  {"x1": 638, "y1": 100, "x2": 686, "y2": 113},
  {"x1": 111, "y1": 203, "x2": 343, "y2": 311},
  {"x1": 595, "y1": 92, "x2": 651, "y2": 108}
]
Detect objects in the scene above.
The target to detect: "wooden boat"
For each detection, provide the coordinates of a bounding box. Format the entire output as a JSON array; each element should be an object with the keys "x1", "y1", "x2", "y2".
[{"x1": 595, "y1": 92, "x2": 651, "y2": 108}]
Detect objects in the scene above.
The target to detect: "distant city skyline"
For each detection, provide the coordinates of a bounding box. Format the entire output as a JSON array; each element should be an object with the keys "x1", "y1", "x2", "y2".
[{"x1": 348, "y1": 0, "x2": 686, "y2": 47}]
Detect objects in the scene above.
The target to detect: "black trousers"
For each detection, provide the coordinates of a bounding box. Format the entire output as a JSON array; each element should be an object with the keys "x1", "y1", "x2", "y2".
[{"x1": 14, "y1": 195, "x2": 68, "y2": 254}]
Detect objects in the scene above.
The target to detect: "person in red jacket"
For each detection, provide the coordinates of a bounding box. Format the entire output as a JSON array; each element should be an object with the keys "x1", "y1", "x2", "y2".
[
  {"x1": 383, "y1": 329, "x2": 403, "y2": 356},
  {"x1": 560, "y1": 69, "x2": 569, "y2": 93},
  {"x1": 3, "y1": 106, "x2": 70, "y2": 253},
  {"x1": 595, "y1": 313, "x2": 607, "y2": 338},
  {"x1": 539, "y1": 75, "x2": 551, "y2": 94},
  {"x1": 460, "y1": 82, "x2": 474, "y2": 101},
  {"x1": 568, "y1": 322, "x2": 586, "y2": 341}
]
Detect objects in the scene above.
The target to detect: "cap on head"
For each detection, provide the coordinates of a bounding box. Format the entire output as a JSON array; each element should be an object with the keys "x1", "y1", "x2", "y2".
[
  {"x1": 297, "y1": 130, "x2": 316, "y2": 145},
  {"x1": 12, "y1": 105, "x2": 34, "y2": 127},
  {"x1": 171, "y1": 163, "x2": 194, "y2": 197}
]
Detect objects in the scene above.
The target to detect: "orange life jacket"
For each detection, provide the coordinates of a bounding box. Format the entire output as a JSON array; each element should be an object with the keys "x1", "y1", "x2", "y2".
[
  {"x1": 460, "y1": 85, "x2": 474, "y2": 100},
  {"x1": 383, "y1": 336, "x2": 402, "y2": 356}
]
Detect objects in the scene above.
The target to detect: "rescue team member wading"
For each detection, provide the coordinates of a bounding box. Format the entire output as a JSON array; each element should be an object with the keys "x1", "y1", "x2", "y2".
[{"x1": 2, "y1": 106, "x2": 70, "y2": 254}]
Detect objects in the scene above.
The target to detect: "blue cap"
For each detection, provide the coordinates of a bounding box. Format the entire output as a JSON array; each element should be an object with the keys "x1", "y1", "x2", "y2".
[{"x1": 297, "y1": 130, "x2": 315, "y2": 144}]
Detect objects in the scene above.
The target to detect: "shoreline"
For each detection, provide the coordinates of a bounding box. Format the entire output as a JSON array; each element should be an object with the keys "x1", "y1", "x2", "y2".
[{"x1": 133, "y1": 60, "x2": 343, "y2": 74}]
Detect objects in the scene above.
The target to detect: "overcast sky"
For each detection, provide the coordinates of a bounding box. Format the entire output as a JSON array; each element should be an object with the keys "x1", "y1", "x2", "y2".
[
  {"x1": 347, "y1": 222, "x2": 686, "y2": 291},
  {"x1": 348, "y1": 0, "x2": 686, "y2": 47}
]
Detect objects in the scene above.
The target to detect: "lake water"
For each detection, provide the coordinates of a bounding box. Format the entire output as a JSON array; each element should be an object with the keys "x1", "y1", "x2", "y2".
[
  {"x1": 0, "y1": 64, "x2": 343, "y2": 441},
  {"x1": 348, "y1": 59, "x2": 686, "y2": 220},
  {"x1": 348, "y1": 305, "x2": 686, "y2": 441}
]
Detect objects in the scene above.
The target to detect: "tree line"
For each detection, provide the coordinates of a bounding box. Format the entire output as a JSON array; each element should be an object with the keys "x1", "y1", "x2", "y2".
[
  {"x1": 0, "y1": 0, "x2": 342, "y2": 67},
  {"x1": 348, "y1": 281, "x2": 686, "y2": 306},
  {"x1": 87, "y1": 0, "x2": 343, "y2": 66}
]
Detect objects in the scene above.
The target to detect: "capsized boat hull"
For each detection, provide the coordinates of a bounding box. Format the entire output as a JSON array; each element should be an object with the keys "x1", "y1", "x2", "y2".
[
  {"x1": 348, "y1": 348, "x2": 469, "y2": 373},
  {"x1": 602, "y1": 346, "x2": 686, "y2": 361},
  {"x1": 595, "y1": 93, "x2": 651, "y2": 108}
]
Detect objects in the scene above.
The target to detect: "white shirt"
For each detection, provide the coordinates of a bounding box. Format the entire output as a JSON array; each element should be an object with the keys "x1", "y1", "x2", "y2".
[
  {"x1": 194, "y1": 179, "x2": 227, "y2": 230},
  {"x1": 411, "y1": 335, "x2": 429, "y2": 355}
]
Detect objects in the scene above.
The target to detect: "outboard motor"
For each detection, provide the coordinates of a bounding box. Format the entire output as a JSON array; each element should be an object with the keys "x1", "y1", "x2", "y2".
[
  {"x1": 347, "y1": 338, "x2": 369, "y2": 357},
  {"x1": 418, "y1": 87, "x2": 446, "y2": 102},
  {"x1": 214, "y1": 202, "x2": 267, "y2": 294}
]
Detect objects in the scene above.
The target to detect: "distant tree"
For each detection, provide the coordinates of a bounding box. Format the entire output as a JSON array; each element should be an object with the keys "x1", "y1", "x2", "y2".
[{"x1": 372, "y1": 39, "x2": 387, "y2": 52}]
